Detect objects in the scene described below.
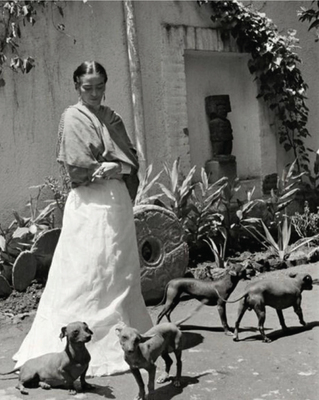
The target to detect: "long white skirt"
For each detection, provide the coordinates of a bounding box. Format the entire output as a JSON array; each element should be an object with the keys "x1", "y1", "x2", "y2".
[{"x1": 13, "y1": 178, "x2": 153, "y2": 376}]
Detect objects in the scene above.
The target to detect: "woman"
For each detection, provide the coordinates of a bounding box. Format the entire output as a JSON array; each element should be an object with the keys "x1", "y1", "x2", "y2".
[{"x1": 13, "y1": 61, "x2": 153, "y2": 376}]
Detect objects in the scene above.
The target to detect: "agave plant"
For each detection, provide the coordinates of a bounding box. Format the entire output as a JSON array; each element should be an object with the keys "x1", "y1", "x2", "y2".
[
  {"x1": 204, "y1": 236, "x2": 227, "y2": 269},
  {"x1": 241, "y1": 216, "x2": 319, "y2": 262}
]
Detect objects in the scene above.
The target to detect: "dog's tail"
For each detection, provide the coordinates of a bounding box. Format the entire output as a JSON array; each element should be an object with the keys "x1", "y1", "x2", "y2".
[
  {"x1": 214, "y1": 287, "x2": 246, "y2": 303},
  {"x1": 175, "y1": 299, "x2": 208, "y2": 326},
  {"x1": 154, "y1": 283, "x2": 169, "y2": 307},
  {"x1": 0, "y1": 367, "x2": 20, "y2": 376}
]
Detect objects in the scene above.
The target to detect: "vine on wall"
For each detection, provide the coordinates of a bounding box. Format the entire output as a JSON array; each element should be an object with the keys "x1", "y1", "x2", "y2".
[
  {"x1": 198, "y1": 0, "x2": 311, "y2": 173},
  {"x1": 0, "y1": 0, "x2": 86, "y2": 87},
  {"x1": 298, "y1": 0, "x2": 319, "y2": 41}
]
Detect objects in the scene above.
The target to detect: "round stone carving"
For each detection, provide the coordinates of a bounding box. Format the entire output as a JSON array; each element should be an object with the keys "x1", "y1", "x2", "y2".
[{"x1": 133, "y1": 204, "x2": 189, "y2": 304}]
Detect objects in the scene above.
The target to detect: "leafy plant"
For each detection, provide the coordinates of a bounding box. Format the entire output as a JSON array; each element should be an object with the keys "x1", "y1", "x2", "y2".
[
  {"x1": 204, "y1": 236, "x2": 226, "y2": 268},
  {"x1": 43, "y1": 176, "x2": 69, "y2": 213},
  {"x1": 291, "y1": 201, "x2": 319, "y2": 239},
  {"x1": 0, "y1": 184, "x2": 56, "y2": 272},
  {"x1": 157, "y1": 158, "x2": 196, "y2": 222},
  {"x1": 233, "y1": 160, "x2": 308, "y2": 255},
  {"x1": 198, "y1": 0, "x2": 310, "y2": 173},
  {"x1": 0, "y1": 0, "x2": 87, "y2": 85},
  {"x1": 154, "y1": 160, "x2": 226, "y2": 257},
  {"x1": 241, "y1": 215, "x2": 318, "y2": 262},
  {"x1": 235, "y1": 186, "x2": 263, "y2": 222},
  {"x1": 261, "y1": 159, "x2": 306, "y2": 228},
  {"x1": 184, "y1": 168, "x2": 228, "y2": 253},
  {"x1": 298, "y1": 1, "x2": 319, "y2": 42},
  {"x1": 134, "y1": 164, "x2": 163, "y2": 206},
  {"x1": 219, "y1": 176, "x2": 241, "y2": 230}
]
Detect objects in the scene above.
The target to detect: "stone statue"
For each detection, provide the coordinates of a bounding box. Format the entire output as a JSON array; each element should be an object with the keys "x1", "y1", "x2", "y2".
[
  {"x1": 204, "y1": 94, "x2": 237, "y2": 183},
  {"x1": 205, "y1": 95, "x2": 233, "y2": 157}
]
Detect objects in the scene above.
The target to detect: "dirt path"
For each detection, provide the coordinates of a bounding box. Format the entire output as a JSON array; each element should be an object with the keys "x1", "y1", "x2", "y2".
[{"x1": 0, "y1": 263, "x2": 318, "y2": 400}]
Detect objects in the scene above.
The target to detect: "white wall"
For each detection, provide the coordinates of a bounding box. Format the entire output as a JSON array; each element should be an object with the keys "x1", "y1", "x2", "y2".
[
  {"x1": 249, "y1": 0, "x2": 319, "y2": 172},
  {"x1": 0, "y1": 1, "x2": 318, "y2": 226},
  {"x1": 0, "y1": 1, "x2": 132, "y2": 225},
  {"x1": 185, "y1": 51, "x2": 261, "y2": 180}
]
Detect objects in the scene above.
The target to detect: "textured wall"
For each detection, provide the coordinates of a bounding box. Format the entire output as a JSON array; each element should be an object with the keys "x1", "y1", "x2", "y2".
[
  {"x1": 0, "y1": 1, "x2": 318, "y2": 226},
  {"x1": 0, "y1": 1, "x2": 132, "y2": 225},
  {"x1": 134, "y1": 0, "x2": 318, "y2": 178}
]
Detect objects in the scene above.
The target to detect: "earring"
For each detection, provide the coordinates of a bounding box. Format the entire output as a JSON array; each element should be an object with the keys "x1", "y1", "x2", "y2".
[{"x1": 103, "y1": 93, "x2": 106, "y2": 101}]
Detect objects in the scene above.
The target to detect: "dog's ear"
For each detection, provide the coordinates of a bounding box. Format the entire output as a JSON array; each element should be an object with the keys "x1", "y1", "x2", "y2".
[
  {"x1": 115, "y1": 326, "x2": 123, "y2": 336},
  {"x1": 140, "y1": 334, "x2": 155, "y2": 343},
  {"x1": 115, "y1": 322, "x2": 126, "y2": 336},
  {"x1": 59, "y1": 326, "x2": 67, "y2": 340}
]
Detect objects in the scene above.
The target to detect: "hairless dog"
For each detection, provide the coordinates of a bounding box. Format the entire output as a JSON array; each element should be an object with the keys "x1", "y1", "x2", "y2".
[
  {"x1": 156, "y1": 263, "x2": 252, "y2": 334},
  {"x1": 215, "y1": 272, "x2": 313, "y2": 342},
  {"x1": 0, "y1": 321, "x2": 93, "y2": 395},
  {"x1": 116, "y1": 302, "x2": 205, "y2": 400}
]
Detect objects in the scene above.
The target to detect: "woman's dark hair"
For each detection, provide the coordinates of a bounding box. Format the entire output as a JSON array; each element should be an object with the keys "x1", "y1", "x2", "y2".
[{"x1": 73, "y1": 61, "x2": 108, "y2": 84}]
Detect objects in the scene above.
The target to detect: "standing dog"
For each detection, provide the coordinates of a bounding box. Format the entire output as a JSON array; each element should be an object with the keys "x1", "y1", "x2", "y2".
[
  {"x1": 156, "y1": 263, "x2": 251, "y2": 334},
  {"x1": 216, "y1": 272, "x2": 313, "y2": 343},
  {"x1": 116, "y1": 302, "x2": 204, "y2": 400},
  {"x1": 0, "y1": 321, "x2": 93, "y2": 395}
]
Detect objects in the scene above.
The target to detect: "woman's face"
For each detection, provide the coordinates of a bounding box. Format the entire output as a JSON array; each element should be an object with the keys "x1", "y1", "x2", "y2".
[{"x1": 77, "y1": 72, "x2": 106, "y2": 109}]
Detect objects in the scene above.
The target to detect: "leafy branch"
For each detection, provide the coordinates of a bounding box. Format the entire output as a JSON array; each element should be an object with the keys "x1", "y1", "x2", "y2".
[
  {"x1": 0, "y1": 0, "x2": 87, "y2": 86},
  {"x1": 298, "y1": 0, "x2": 319, "y2": 42}
]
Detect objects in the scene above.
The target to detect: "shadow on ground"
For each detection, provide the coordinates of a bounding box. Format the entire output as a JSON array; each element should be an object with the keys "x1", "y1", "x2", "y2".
[
  {"x1": 239, "y1": 320, "x2": 319, "y2": 342},
  {"x1": 148, "y1": 371, "x2": 212, "y2": 400}
]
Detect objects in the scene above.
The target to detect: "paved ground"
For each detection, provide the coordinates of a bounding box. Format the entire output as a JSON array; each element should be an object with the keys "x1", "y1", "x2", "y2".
[{"x1": 0, "y1": 263, "x2": 318, "y2": 400}]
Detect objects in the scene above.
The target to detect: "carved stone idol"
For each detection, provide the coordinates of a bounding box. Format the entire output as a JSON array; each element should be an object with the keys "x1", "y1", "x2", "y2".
[
  {"x1": 205, "y1": 95, "x2": 237, "y2": 182},
  {"x1": 205, "y1": 95, "x2": 233, "y2": 157}
]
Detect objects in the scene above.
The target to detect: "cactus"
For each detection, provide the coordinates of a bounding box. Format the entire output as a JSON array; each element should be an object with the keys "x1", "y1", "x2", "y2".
[
  {"x1": 31, "y1": 228, "x2": 61, "y2": 281},
  {"x1": 0, "y1": 275, "x2": 12, "y2": 298},
  {"x1": 12, "y1": 251, "x2": 37, "y2": 292}
]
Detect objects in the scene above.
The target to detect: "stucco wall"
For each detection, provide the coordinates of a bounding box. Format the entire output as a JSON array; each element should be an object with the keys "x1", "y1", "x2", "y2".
[
  {"x1": 253, "y1": 0, "x2": 319, "y2": 173},
  {"x1": 134, "y1": 0, "x2": 319, "y2": 178},
  {"x1": 0, "y1": 1, "x2": 318, "y2": 226},
  {"x1": 185, "y1": 51, "x2": 261, "y2": 181},
  {"x1": 0, "y1": 1, "x2": 133, "y2": 225}
]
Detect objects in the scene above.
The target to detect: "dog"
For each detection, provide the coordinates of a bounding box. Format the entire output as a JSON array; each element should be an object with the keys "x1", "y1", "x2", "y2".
[
  {"x1": 116, "y1": 302, "x2": 204, "y2": 400},
  {"x1": 0, "y1": 321, "x2": 93, "y2": 395},
  {"x1": 215, "y1": 272, "x2": 313, "y2": 343},
  {"x1": 156, "y1": 263, "x2": 251, "y2": 335}
]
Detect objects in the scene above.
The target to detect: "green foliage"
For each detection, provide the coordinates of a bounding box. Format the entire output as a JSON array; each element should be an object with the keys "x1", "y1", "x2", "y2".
[
  {"x1": 291, "y1": 201, "x2": 319, "y2": 238},
  {"x1": 298, "y1": 0, "x2": 319, "y2": 42},
  {"x1": 198, "y1": 0, "x2": 310, "y2": 173}
]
